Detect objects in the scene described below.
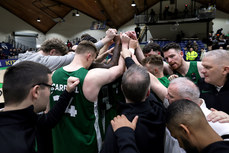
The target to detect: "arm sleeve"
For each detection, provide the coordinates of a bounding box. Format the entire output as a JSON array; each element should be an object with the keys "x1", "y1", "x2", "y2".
[
  {"x1": 37, "y1": 90, "x2": 74, "y2": 129},
  {"x1": 125, "y1": 57, "x2": 135, "y2": 69},
  {"x1": 114, "y1": 127, "x2": 140, "y2": 153}
]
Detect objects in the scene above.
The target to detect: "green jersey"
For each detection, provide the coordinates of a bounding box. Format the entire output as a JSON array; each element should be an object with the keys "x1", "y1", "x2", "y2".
[
  {"x1": 158, "y1": 76, "x2": 170, "y2": 88},
  {"x1": 176, "y1": 61, "x2": 201, "y2": 84},
  {"x1": 50, "y1": 67, "x2": 102, "y2": 153}
]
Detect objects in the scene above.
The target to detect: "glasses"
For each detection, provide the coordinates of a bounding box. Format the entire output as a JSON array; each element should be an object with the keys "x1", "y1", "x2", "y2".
[{"x1": 35, "y1": 83, "x2": 55, "y2": 91}]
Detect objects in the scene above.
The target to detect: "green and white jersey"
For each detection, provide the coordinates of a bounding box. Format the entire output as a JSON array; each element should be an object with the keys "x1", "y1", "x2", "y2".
[{"x1": 50, "y1": 67, "x2": 102, "y2": 153}]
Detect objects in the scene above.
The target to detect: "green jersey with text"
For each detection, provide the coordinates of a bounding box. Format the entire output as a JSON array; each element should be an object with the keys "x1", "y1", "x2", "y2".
[{"x1": 50, "y1": 67, "x2": 102, "y2": 153}]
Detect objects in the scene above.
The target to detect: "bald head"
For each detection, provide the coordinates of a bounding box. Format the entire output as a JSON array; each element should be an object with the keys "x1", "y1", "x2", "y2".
[
  {"x1": 167, "y1": 77, "x2": 200, "y2": 105},
  {"x1": 122, "y1": 64, "x2": 150, "y2": 103}
]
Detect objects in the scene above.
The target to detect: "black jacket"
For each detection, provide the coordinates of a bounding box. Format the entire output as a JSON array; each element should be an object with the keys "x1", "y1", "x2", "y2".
[
  {"x1": 201, "y1": 141, "x2": 229, "y2": 153},
  {"x1": 100, "y1": 97, "x2": 166, "y2": 153},
  {"x1": 0, "y1": 90, "x2": 73, "y2": 153},
  {"x1": 198, "y1": 78, "x2": 229, "y2": 114}
]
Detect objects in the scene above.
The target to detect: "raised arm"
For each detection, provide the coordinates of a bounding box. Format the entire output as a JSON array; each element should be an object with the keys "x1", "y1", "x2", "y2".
[{"x1": 83, "y1": 56, "x2": 125, "y2": 102}]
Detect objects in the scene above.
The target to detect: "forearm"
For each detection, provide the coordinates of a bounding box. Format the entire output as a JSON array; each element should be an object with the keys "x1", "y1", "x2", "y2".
[
  {"x1": 37, "y1": 90, "x2": 74, "y2": 128},
  {"x1": 135, "y1": 45, "x2": 145, "y2": 64}
]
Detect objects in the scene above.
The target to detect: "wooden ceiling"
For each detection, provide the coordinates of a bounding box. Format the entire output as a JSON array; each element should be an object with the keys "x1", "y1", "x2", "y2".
[{"x1": 0, "y1": 0, "x2": 228, "y2": 34}]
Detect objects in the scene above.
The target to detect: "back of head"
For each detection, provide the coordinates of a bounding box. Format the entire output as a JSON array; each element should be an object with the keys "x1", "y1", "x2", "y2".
[
  {"x1": 143, "y1": 42, "x2": 161, "y2": 54},
  {"x1": 142, "y1": 54, "x2": 164, "y2": 70},
  {"x1": 121, "y1": 64, "x2": 150, "y2": 102},
  {"x1": 40, "y1": 38, "x2": 67, "y2": 55},
  {"x1": 75, "y1": 40, "x2": 97, "y2": 55},
  {"x1": 169, "y1": 77, "x2": 200, "y2": 104},
  {"x1": 166, "y1": 99, "x2": 207, "y2": 130},
  {"x1": 162, "y1": 42, "x2": 181, "y2": 53},
  {"x1": 81, "y1": 34, "x2": 98, "y2": 43},
  {"x1": 3, "y1": 61, "x2": 52, "y2": 106},
  {"x1": 203, "y1": 49, "x2": 229, "y2": 65}
]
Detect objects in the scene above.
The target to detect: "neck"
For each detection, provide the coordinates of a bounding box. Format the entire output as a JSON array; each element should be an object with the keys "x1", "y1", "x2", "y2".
[
  {"x1": 3, "y1": 101, "x2": 32, "y2": 112},
  {"x1": 64, "y1": 54, "x2": 88, "y2": 71},
  {"x1": 194, "y1": 126, "x2": 223, "y2": 152},
  {"x1": 176, "y1": 60, "x2": 189, "y2": 76},
  {"x1": 39, "y1": 50, "x2": 49, "y2": 56},
  {"x1": 155, "y1": 72, "x2": 164, "y2": 78},
  {"x1": 215, "y1": 77, "x2": 227, "y2": 87}
]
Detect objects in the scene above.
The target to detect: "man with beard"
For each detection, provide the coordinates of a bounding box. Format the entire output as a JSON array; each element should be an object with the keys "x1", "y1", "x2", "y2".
[
  {"x1": 166, "y1": 100, "x2": 229, "y2": 153},
  {"x1": 162, "y1": 42, "x2": 204, "y2": 84}
]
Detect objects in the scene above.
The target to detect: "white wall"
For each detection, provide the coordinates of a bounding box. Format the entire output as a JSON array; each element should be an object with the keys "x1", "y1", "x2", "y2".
[
  {"x1": 213, "y1": 10, "x2": 229, "y2": 34},
  {"x1": 0, "y1": 7, "x2": 46, "y2": 46}
]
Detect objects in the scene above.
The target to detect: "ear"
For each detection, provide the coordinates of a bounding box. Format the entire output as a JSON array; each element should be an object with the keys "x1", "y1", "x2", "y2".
[
  {"x1": 31, "y1": 85, "x2": 40, "y2": 101},
  {"x1": 86, "y1": 53, "x2": 92, "y2": 61},
  {"x1": 180, "y1": 51, "x2": 184, "y2": 57},
  {"x1": 179, "y1": 124, "x2": 191, "y2": 137},
  {"x1": 223, "y1": 66, "x2": 229, "y2": 75},
  {"x1": 49, "y1": 49, "x2": 56, "y2": 55}
]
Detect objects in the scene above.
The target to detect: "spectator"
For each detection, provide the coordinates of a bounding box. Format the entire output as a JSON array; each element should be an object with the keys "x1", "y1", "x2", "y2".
[{"x1": 186, "y1": 47, "x2": 198, "y2": 61}]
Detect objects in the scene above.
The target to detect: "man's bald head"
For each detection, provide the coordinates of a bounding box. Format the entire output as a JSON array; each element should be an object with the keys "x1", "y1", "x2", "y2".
[{"x1": 203, "y1": 49, "x2": 229, "y2": 65}]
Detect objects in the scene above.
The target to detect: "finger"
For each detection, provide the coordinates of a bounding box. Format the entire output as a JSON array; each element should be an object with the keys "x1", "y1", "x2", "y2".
[
  {"x1": 132, "y1": 115, "x2": 138, "y2": 125},
  {"x1": 219, "y1": 118, "x2": 229, "y2": 123},
  {"x1": 211, "y1": 116, "x2": 223, "y2": 123},
  {"x1": 210, "y1": 108, "x2": 217, "y2": 111}
]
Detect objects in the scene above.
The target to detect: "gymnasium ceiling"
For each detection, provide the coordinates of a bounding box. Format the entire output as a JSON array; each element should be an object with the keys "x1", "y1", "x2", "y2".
[{"x1": 0, "y1": 0, "x2": 228, "y2": 34}]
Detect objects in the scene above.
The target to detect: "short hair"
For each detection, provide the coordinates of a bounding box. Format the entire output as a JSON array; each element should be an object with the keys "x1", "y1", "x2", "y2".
[
  {"x1": 169, "y1": 77, "x2": 200, "y2": 103},
  {"x1": 40, "y1": 38, "x2": 67, "y2": 55},
  {"x1": 121, "y1": 64, "x2": 150, "y2": 102},
  {"x1": 166, "y1": 99, "x2": 207, "y2": 129},
  {"x1": 162, "y1": 42, "x2": 181, "y2": 53},
  {"x1": 81, "y1": 34, "x2": 98, "y2": 43},
  {"x1": 3, "y1": 61, "x2": 52, "y2": 105},
  {"x1": 203, "y1": 49, "x2": 229, "y2": 65},
  {"x1": 143, "y1": 42, "x2": 161, "y2": 54},
  {"x1": 142, "y1": 54, "x2": 164, "y2": 70},
  {"x1": 75, "y1": 40, "x2": 97, "y2": 54}
]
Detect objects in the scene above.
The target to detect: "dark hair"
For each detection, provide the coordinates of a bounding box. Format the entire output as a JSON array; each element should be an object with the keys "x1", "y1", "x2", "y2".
[
  {"x1": 166, "y1": 99, "x2": 204, "y2": 127},
  {"x1": 121, "y1": 64, "x2": 150, "y2": 102},
  {"x1": 142, "y1": 54, "x2": 164, "y2": 67},
  {"x1": 81, "y1": 34, "x2": 98, "y2": 43},
  {"x1": 76, "y1": 40, "x2": 97, "y2": 54},
  {"x1": 162, "y1": 42, "x2": 181, "y2": 53},
  {"x1": 143, "y1": 42, "x2": 161, "y2": 54},
  {"x1": 40, "y1": 38, "x2": 67, "y2": 55},
  {"x1": 3, "y1": 61, "x2": 52, "y2": 105}
]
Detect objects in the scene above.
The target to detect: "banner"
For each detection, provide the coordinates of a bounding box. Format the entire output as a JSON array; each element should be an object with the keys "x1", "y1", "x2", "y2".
[{"x1": 0, "y1": 59, "x2": 17, "y2": 67}]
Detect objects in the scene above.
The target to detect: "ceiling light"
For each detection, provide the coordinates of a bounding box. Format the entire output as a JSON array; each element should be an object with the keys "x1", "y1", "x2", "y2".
[
  {"x1": 37, "y1": 18, "x2": 41, "y2": 22},
  {"x1": 131, "y1": 0, "x2": 136, "y2": 7},
  {"x1": 76, "y1": 10, "x2": 80, "y2": 16}
]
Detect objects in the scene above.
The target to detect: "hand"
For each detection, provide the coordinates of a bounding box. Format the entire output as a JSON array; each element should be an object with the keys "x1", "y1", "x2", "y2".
[
  {"x1": 125, "y1": 31, "x2": 137, "y2": 40},
  {"x1": 121, "y1": 48, "x2": 132, "y2": 59},
  {"x1": 114, "y1": 34, "x2": 121, "y2": 44},
  {"x1": 72, "y1": 45, "x2": 78, "y2": 51},
  {"x1": 129, "y1": 39, "x2": 138, "y2": 50},
  {"x1": 207, "y1": 108, "x2": 229, "y2": 123},
  {"x1": 121, "y1": 33, "x2": 130, "y2": 45},
  {"x1": 111, "y1": 114, "x2": 138, "y2": 132},
  {"x1": 66, "y1": 77, "x2": 80, "y2": 93},
  {"x1": 168, "y1": 74, "x2": 179, "y2": 81},
  {"x1": 105, "y1": 28, "x2": 117, "y2": 40}
]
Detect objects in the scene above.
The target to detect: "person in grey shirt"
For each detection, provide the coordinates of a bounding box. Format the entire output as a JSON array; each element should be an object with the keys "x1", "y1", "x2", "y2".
[{"x1": 14, "y1": 29, "x2": 117, "y2": 71}]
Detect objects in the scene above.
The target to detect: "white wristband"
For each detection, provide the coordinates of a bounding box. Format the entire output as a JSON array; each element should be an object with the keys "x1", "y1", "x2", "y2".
[{"x1": 129, "y1": 48, "x2": 135, "y2": 54}]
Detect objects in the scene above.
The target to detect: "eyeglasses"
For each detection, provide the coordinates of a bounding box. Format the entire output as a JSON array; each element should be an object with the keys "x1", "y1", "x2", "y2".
[{"x1": 35, "y1": 83, "x2": 55, "y2": 91}]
